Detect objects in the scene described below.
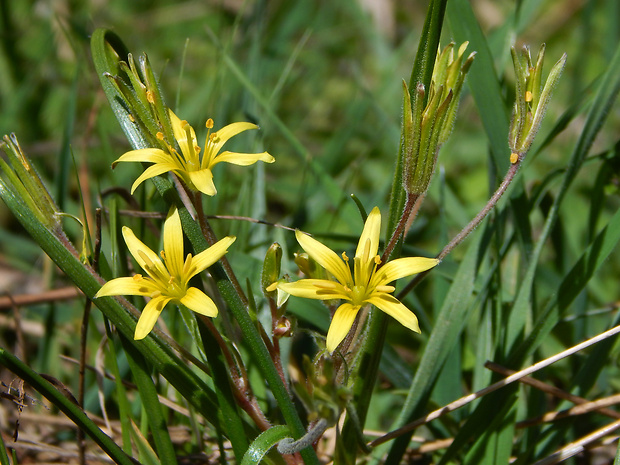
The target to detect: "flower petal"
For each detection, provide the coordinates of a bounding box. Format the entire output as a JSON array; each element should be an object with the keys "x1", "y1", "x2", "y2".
[
  {"x1": 122, "y1": 226, "x2": 168, "y2": 278},
  {"x1": 130, "y1": 161, "x2": 180, "y2": 194},
  {"x1": 180, "y1": 287, "x2": 218, "y2": 317},
  {"x1": 373, "y1": 257, "x2": 439, "y2": 285},
  {"x1": 326, "y1": 303, "x2": 360, "y2": 353},
  {"x1": 95, "y1": 277, "x2": 156, "y2": 298},
  {"x1": 170, "y1": 110, "x2": 198, "y2": 163},
  {"x1": 210, "y1": 151, "x2": 275, "y2": 167},
  {"x1": 278, "y1": 279, "x2": 350, "y2": 301},
  {"x1": 190, "y1": 236, "x2": 236, "y2": 278},
  {"x1": 367, "y1": 293, "x2": 420, "y2": 333},
  {"x1": 113, "y1": 148, "x2": 171, "y2": 165},
  {"x1": 187, "y1": 168, "x2": 216, "y2": 196},
  {"x1": 209, "y1": 122, "x2": 258, "y2": 153},
  {"x1": 295, "y1": 230, "x2": 352, "y2": 285},
  {"x1": 356, "y1": 206, "x2": 381, "y2": 260},
  {"x1": 134, "y1": 296, "x2": 171, "y2": 340},
  {"x1": 163, "y1": 208, "x2": 184, "y2": 277}
]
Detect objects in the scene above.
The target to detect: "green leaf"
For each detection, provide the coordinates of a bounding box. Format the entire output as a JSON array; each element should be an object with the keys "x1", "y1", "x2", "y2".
[
  {"x1": 241, "y1": 426, "x2": 291, "y2": 465},
  {"x1": 0, "y1": 348, "x2": 136, "y2": 465},
  {"x1": 447, "y1": 0, "x2": 511, "y2": 174}
]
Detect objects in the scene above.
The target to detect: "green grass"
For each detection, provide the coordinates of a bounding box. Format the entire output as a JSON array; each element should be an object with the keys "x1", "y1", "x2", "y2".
[{"x1": 0, "y1": 1, "x2": 619, "y2": 464}]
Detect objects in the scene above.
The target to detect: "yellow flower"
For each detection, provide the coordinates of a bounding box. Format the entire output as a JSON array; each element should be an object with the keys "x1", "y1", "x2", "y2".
[
  {"x1": 95, "y1": 208, "x2": 235, "y2": 340},
  {"x1": 274, "y1": 207, "x2": 438, "y2": 353},
  {"x1": 113, "y1": 110, "x2": 275, "y2": 196}
]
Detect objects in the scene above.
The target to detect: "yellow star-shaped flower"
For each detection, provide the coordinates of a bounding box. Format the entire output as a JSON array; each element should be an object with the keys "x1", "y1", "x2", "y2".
[
  {"x1": 274, "y1": 207, "x2": 438, "y2": 353},
  {"x1": 113, "y1": 110, "x2": 274, "y2": 196},
  {"x1": 95, "y1": 208, "x2": 235, "y2": 340}
]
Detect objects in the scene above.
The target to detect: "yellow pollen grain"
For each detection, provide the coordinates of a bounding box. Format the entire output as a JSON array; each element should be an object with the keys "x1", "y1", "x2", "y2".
[
  {"x1": 510, "y1": 152, "x2": 519, "y2": 164},
  {"x1": 525, "y1": 91, "x2": 533, "y2": 102},
  {"x1": 206, "y1": 118, "x2": 214, "y2": 129},
  {"x1": 156, "y1": 132, "x2": 165, "y2": 140},
  {"x1": 146, "y1": 91, "x2": 155, "y2": 104}
]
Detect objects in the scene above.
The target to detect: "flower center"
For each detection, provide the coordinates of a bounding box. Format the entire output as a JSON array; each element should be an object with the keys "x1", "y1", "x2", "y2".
[{"x1": 351, "y1": 285, "x2": 367, "y2": 305}]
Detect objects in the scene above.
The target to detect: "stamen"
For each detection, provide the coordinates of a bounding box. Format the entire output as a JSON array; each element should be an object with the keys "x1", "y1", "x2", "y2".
[
  {"x1": 374, "y1": 255, "x2": 381, "y2": 265},
  {"x1": 206, "y1": 118, "x2": 214, "y2": 129},
  {"x1": 132, "y1": 274, "x2": 143, "y2": 281},
  {"x1": 160, "y1": 250, "x2": 166, "y2": 260},
  {"x1": 342, "y1": 252, "x2": 349, "y2": 262},
  {"x1": 138, "y1": 250, "x2": 155, "y2": 269},
  {"x1": 156, "y1": 132, "x2": 165, "y2": 141}
]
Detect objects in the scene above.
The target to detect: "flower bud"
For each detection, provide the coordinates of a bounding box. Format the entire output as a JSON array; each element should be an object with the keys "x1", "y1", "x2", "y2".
[
  {"x1": 262, "y1": 242, "x2": 283, "y2": 297},
  {"x1": 509, "y1": 44, "x2": 566, "y2": 163},
  {"x1": 403, "y1": 42, "x2": 475, "y2": 195}
]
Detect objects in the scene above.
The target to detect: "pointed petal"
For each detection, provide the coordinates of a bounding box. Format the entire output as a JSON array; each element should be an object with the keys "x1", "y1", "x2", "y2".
[
  {"x1": 210, "y1": 151, "x2": 275, "y2": 167},
  {"x1": 295, "y1": 230, "x2": 352, "y2": 285},
  {"x1": 95, "y1": 277, "x2": 156, "y2": 297},
  {"x1": 180, "y1": 287, "x2": 218, "y2": 317},
  {"x1": 190, "y1": 236, "x2": 236, "y2": 277},
  {"x1": 373, "y1": 257, "x2": 439, "y2": 285},
  {"x1": 368, "y1": 293, "x2": 420, "y2": 333},
  {"x1": 278, "y1": 279, "x2": 350, "y2": 301},
  {"x1": 356, "y1": 207, "x2": 381, "y2": 259},
  {"x1": 163, "y1": 208, "x2": 184, "y2": 277},
  {"x1": 130, "y1": 162, "x2": 179, "y2": 194},
  {"x1": 122, "y1": 226, "x2": 167, "y2": 278},
  {"x1": 113, "y1": 148, "x2": 171, "y2": 165},
  {"x1": 187, "y1": 169, "x2": 216, "y2": 196},
  {"x1": 134, "y1": 296, "x2": 171, "y2": 340},
  {"x1": 210, "y1": 122, "x2": 258, "y2": 153},
  {"x1": 326, "y1": 303, "x2": 360, "y2": 353},
  {"x1": 170, "y1": 110, "x2": 198, "y2": 162}
]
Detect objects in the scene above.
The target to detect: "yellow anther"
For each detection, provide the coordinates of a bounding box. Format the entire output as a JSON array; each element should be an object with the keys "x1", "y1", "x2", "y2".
[
  {"x1": 510, "y1": 152, "x2": 519, "y2": 164},
  {"x1": 146, "y1": 91, "x2": 155, "y2": 104},
  {"x1": 525, "y1": 91, "x2": 533, "y2": 102},
  {"x1": 128, "y1": 114, "x2": 135, "y2": 122},
  {"x1": 342, "y1": 252, "x2": 349, "y2": 261},
  {"x1": 374, "y1": 255, "x2": 381, "y2": 265},
  {"x1": 156, "y1": 132, "x2": 165, "y2": 140},
  {"x1": 132, "y1": 274, "x2": 143, "y2": 281},
  {"x1": 206, "y1": 118, "x2": 214, "y2": 129},
  {"x1": 160, "y1": 250, "x2": 166, "y2": 260},
  {"x1": 181, "y1": 120, "x2": 189, "y2": 129}
]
